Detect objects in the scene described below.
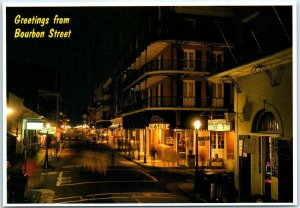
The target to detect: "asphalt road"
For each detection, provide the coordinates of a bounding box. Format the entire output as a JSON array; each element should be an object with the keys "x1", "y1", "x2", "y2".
[{"x1": 33, "y1": 140, "x2": 197, "y2": 204}]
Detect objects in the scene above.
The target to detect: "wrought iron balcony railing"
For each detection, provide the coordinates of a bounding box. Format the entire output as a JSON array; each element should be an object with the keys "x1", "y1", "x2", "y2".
[
  {"x1": 122, "y1": 96, "x2": 230, "y2": 113},
  {"x1": 122, "y1": 58, "x2": 224, "y2": 89}
]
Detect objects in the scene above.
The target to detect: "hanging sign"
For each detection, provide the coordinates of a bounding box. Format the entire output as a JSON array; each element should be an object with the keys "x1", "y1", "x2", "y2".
[
  {"x1": 243, "y1": 138, "x2": 256, "y2": 154},
  {"x1": 208, "y1": 119, "x2": 232, "y2": 131},
  {"x1": 26, "y1": 122, "x2": 43, "y2": 130}
]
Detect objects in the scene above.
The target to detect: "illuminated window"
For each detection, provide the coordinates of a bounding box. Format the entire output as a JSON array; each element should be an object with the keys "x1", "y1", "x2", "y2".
[
  {"x1": 211, "y1": 132, "x2": 224, "y2": 149},
  {"x1": 183, "y1": 49, "x2": 195, "y2": 70},
  {"x1": 211, "y1": 132, "x2": 216, "y2": 149},
  {"x1": 218, "y1": 132, "x2": 224, "y2": 148}
]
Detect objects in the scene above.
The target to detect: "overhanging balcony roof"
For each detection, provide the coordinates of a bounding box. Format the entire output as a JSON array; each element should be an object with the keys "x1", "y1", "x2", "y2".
[
  {"x1": 208, "y1": 48, "x2": 292, "y2": 83},
  {"x1": 174, "y1": 6, "x2": 235, "y2": 18},
  {"x1": 128, "y1": 40, "x2": 171, "y2": 70},
  {"x1": 128, "y1": 40, "x2": 208, "y2": 71}
]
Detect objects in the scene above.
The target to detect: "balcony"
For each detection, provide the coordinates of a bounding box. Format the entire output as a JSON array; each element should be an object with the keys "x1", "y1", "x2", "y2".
[
  {"x1": 123, "y1": 96, "x2": 230, "y2": 114},
  {"x1": 122, "y1": 58, "x2": 224, "y2": 90}
]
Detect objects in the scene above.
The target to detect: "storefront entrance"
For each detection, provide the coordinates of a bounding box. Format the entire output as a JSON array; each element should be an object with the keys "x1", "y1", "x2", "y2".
[
  {"x1": 250, "y1": 136, "x2": 278, "y2": 201},
  {"x1": 250, "y1": 108, "x2": 281, "y2": 201}
]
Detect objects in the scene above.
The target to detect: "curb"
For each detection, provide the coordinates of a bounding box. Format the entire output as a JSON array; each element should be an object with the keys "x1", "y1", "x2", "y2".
[{"x1": 177, "y1": 183, "x2": 207, "y2": 203}]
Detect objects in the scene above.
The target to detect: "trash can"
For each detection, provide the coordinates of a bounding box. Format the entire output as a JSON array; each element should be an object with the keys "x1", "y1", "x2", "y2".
[{"x1": 209, "y1": 173, "x2": 223, "y2": 202}]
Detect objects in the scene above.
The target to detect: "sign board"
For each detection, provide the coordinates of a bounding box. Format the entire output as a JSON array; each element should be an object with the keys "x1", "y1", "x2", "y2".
[
  {"x1": 243, "y1": 138, "x2": 256, "y2": 154},
  {"x1": 40, "y1": 127, "x2": 56, "y2": 134},
  {"x1": 197, "y1": 136, "x2": 209, "y2": 140},
  {"x1": 165, "y1": 137, "x2": 174, "y2": 145},
  {"x1": 26, "y1": 122, "x2": 43, "y2": 130},
  {"x1": 149, "y1": 123, "x2": 170, "y2": 130},
  {"x1": 208, "y1": 119, "x2": 232, "y2": 131}
]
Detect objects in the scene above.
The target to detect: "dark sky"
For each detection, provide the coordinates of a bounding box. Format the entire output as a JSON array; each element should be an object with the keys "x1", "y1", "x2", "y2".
[
  {"x1": 6, "y1": 6, "x2": 292, "y2": 125},
  {"x1": 6, "y1": 7, "x2": 136, "y2": 124}
]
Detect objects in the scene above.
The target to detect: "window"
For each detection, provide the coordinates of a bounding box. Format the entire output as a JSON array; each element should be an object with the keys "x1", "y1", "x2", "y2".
[
  {"x1": 218, "y1": 132, "x2": 224, "y2": 148},
  {"x1": 183, "y1": 80, "x2": 195, "y2": 107},
  {"x1": 212, "y1": 83, "x2": 224, "y2": 107},
  {"x1": 183, "y1": 49, "x2": 195, "y2": 70},
  {"x1": 211, "y1": 132, "x2": 217, "y2": 149},
  {"x1": 211, "y1": 132, "x2": 224, "y2": 149},
  {"x1": 252, "y1": 110, "x2": 280, "y2": 133}
]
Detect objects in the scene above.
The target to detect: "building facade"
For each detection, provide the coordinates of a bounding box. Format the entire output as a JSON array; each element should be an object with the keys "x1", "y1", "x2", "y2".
[
  {"x1": 118, "y1": 40, "x2": 235, "y2": 167},
  {"x1": 208, "y1": 48, "x2": 293, "y2": 202},
  {"x1": 87, "y1": 6, "x2": 293, "y2": 202}
]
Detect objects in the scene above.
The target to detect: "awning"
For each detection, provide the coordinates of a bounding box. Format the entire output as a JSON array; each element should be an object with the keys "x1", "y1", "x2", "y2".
[
  {"x1": 123, "y1": 110, "x2": 176, "y2": 129},
  {"x1": 108, "y1": 123, "x2": 122, "y2": 129},
  {"x1": 122, "y1": 110, "x2": 225, "y2": 129},
  {"x1": 7, "y1": 132, "x2": 17, "y2": 138}
]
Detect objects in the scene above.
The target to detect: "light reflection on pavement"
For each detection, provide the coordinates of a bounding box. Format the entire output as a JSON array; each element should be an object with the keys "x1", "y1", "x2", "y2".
[{"x1": 73, "y1": 150, "x2": 110, "y2": 176}]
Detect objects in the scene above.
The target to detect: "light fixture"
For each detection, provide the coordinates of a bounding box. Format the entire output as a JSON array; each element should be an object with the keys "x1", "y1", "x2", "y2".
[
  {"x1": 193, "y1": 120, "x2": 201, "y2": 130},
  {"x1": 225, "y1": 109, "x2": 244, "y2": 122},
  {"x1": 6, "y1": 107, "x2": 13, "y2": 116}
]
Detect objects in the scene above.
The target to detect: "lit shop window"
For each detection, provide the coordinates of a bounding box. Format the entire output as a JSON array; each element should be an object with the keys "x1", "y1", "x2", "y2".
[{"x1": 211, "y1": 132, "x2": 224, "y2": 149}]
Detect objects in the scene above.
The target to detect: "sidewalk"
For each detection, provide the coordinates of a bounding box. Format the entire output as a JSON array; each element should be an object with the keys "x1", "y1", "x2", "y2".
[
  {"x1": 108, "y1": 144, "x2": 240, "y2": 203},
  {"x1": 21, "y1": 143, "x2": 65, "y2": 203}
]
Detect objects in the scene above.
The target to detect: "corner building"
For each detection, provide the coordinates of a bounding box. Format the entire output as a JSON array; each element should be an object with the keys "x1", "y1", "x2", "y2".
[{"x1": 121, "y1": 40, "x2": 235, "y2": 168}]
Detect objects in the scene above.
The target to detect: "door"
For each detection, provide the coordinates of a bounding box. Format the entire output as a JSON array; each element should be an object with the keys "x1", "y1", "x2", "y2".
[
  {"x1": 211, "y1": 132, "x2": 225, "y2": 159},
  {"x1": 212, "y1": 83, "x2": 224, "y2": 108},
  {"x1": 251, "y1": 136, "x2": 264, "y2": 196},
  {"x1": 183, "y1": 49, "x2": 195, "y2": 71},
  {"x1": 251, "y1": 136, "x2": 279, "y2": 201},
  {"x1": 183, "y1": 80, "x2": 195, "y2": 107}
]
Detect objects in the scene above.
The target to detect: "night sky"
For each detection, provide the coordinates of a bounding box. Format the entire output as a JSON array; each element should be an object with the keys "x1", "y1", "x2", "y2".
[
  {"x1": 6, "y1": 6, "x2": 292, "y2": 125},
  {"x1": 6, "y1": 7, "x2": 137, "y2": 124}
]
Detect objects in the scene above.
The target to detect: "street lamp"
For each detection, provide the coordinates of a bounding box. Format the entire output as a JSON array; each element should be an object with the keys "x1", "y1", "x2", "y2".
[
  {"x1": 193, "y1": 119, "x2": 201, "y2": 192},
  {"x1": 44, "y1": 123, "x2": 50, "y2": 169},
  {"x1": 6, "y1": 107, "x2": 14, "y2": 116}
]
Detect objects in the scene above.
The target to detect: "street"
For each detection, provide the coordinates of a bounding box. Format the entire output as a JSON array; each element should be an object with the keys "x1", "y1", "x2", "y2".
[{"x1": 28, "y1": 139, "x2": 197, "y2": 204}]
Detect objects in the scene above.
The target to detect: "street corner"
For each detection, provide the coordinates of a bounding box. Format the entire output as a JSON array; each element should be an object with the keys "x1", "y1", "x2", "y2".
[{"x1": 25, "y1": 189, "x2": 55, "y2": 203}]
